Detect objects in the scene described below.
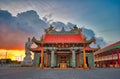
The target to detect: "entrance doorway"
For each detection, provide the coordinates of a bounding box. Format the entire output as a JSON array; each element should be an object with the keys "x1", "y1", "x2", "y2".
[
  {"x1": 60, "y1": 56, "x2": 67, "y2": 68},
  {"x1": 56, "y1": 53, "x2": 71, "y2": 68},
  {"x1": 60, "y1": 56, "x2": 67, "y2": 63},
  {"x1": 86, "y1": 57, "x2": 89, "y2": 67}
]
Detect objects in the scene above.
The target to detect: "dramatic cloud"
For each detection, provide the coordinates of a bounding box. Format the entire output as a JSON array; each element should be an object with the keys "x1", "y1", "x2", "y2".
[
  {"x1": 16, "y1": 10, "x2": 49, "y2": 36},
  {"x1": 82, "y1": 28, "x2": 107, "y2": 48},
  {"x1": 42, "y1": 14, "x2": 53, "y2": 24},
  {"x1": 0, "y1": 10, "x2": 106, "y2": 50},
  {"x1": 0, "y1": 10, "x2": 48, "y2": 50}
]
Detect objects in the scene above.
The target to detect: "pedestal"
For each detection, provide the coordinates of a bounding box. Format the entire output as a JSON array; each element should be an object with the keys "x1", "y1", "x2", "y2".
[{"x1": 21, "y1": 53, "x2": 32, "y2": 66}]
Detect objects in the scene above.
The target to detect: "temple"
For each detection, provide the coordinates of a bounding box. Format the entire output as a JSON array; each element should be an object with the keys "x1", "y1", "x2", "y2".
[{"x1": 30, "y1": 25, "x2": 99, "y2": 69}]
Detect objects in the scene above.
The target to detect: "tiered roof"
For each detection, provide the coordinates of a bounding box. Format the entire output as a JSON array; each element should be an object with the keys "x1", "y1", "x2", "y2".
[
  {"x1": 43, "y1": 34, "x2": 83, "y2": 43},
  {"x1": 32, "y1": 25, "x2": 95, "y2": 44},
  {"x1": 31, "y1": 25, "x2": 98, "y2": 52}
]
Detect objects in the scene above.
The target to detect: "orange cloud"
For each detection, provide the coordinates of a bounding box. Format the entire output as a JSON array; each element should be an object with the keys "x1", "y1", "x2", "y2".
[{"x1": 0, "y1": 24, "x2": 34, "y2": 50}]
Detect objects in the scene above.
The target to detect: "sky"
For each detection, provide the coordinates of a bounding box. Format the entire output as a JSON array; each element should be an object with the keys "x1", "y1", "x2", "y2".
[{"x1": 0, "y1": 0, "x2": 120, "y2": 60}]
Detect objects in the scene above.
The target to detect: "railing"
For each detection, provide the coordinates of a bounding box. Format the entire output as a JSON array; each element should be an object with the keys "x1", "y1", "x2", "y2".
[{"x1": 95, "y1": 53, "x2": 120, "y2": 61}]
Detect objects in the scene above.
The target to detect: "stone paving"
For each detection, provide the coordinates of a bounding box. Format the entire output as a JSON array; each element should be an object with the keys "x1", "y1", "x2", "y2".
[{"x1": 0, "y1": 67, "x2": 120, "y2": 79}]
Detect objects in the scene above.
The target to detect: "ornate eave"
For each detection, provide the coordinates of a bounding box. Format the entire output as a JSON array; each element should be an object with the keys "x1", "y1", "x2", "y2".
[
  {"x1": 30, "y1": 47, "x2": 43, "y2": 52},
  {"x1": 84, "y1": 36, "x2": 96, "y2": 44},
  {"x1": 32, "y1": 37, "x2": 42, "y2": 45},
  {"x1": 81, "y1": 45, "x2": 100, "y2": 52}
]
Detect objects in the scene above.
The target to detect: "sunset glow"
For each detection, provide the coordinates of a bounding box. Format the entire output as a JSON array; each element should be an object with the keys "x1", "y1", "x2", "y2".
[{"x1": 0, "y1": 49, "x2": 25, "y2": 61}]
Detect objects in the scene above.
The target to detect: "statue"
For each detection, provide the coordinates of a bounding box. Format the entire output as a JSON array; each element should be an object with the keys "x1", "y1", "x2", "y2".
[
  {"x1": 21, "y1": 37, "x2": 33, "y2": 66},
  {"x1": 25, "y1": 37, "x2": 31, "y2": 54}
]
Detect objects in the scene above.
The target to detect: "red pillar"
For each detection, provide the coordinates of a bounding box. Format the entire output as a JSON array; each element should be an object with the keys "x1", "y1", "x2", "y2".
[
  {"x1": 46, "y1": 53, "x2": 49, "y2": 67},
  {"x1": 101, "y1": 53, "x2": 104, "y2": 67},
  {"x1": 40, "y1": 48, "x2": 44, "y2": 68},
  {"x1": 98, "y1": 55, "x2": 101, "y2": 67},
  {"x1": 116, "y1": 49, "x2": 120, "y2": 67},
  {"x1": 108, "y1": 51, "x2": 111, "y2": 68},
  {"x1": 112, "y1": 51, "x2": 114, "y2": 68},
  {"x1": 108, "y1": 61, "x2": 110, "y2": 67},
  {"x1": 98, "y1": 61, "x2": 100, "y2": 68},
  {"x1": 77, "y1": 53, "x2": 80, "y2": 67}
]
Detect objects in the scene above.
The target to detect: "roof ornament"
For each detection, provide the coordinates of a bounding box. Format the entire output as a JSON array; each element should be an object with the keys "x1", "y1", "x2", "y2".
[
  {"x1": 78, "y1": 27, "x2": 83, "y2": 33},
  {"x1": 40, "y1": 35, "x2": 44, "y2": 42},
  {"x1": 32, "y1": 37, "x2": 36, "y2": 42},
  {"x1": 44, "y1": 25, "x2": 54, "y2": 33},
  {"x1": 61, "y1": 26, "x2": 65, "y2": 32},
  {"x1": 70, "y1": 25, "x2": 82, "y2": 33},
  {"x1": 73, "y1": 25, "x2": 79, "y2": 31},
  {"x1": 97, "y1": 45, "x2": 101, "y2": 49},
  {"x1": 92, "y1": 37, "x2": 96, "y2": 44}
]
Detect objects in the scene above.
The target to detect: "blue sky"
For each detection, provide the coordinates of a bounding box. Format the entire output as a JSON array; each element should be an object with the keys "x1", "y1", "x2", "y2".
[{"x1": 0, "y1": 0, "x2": 120, "y2": 49}]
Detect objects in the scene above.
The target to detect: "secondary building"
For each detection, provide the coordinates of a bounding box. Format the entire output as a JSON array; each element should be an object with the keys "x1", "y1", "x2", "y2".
[{"x1": 94, "y1": 41, "x2": 120, "y2": 68}]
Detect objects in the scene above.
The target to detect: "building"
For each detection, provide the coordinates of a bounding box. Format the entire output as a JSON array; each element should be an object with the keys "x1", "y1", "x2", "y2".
[
  {"x1": 0, "y1": 58, "x2": 11, "y2": 64},
  {"x1": 94, "y1": 41, "x2": 120, "y2": 68},
  {"x1": 30, "y1": 25, "x2": 98, "y2": 69}
]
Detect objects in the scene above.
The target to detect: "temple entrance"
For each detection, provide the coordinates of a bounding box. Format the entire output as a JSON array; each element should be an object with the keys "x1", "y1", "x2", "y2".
[
  {"x1": 56, "y1": 52, "x2": 71, "y2": 68},
  {"x1": 59, "y1": 56, "x2": 67, "y2": 68}
]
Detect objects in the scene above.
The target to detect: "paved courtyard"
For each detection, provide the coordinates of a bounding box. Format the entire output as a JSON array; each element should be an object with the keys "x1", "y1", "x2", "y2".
[{"x1": 0, "y1": 67, "x2": 120, "y2": 79}]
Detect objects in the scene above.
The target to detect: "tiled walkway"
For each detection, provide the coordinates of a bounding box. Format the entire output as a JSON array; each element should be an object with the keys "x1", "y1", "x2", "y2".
[{"x1": 0, "y1": 67, "x2": 120, "y2": 79}]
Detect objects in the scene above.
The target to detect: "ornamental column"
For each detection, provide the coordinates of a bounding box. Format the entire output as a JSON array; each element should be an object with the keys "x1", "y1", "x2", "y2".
[
  {"x1": 72, "y1": 50, "x2": 76, "y2": 68},
  {"x1": 46, "y1": 53, "x2": 49, "y2": 67},
  {"x1": 51, "y1": 50, "x2": 55, "y2": 68},
  {"x1": 40, "y1": 48, "x2": 44, "y2": 69},
  {"x1": 83, "y1": 46, "x2": 88, "y2": 69}
]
